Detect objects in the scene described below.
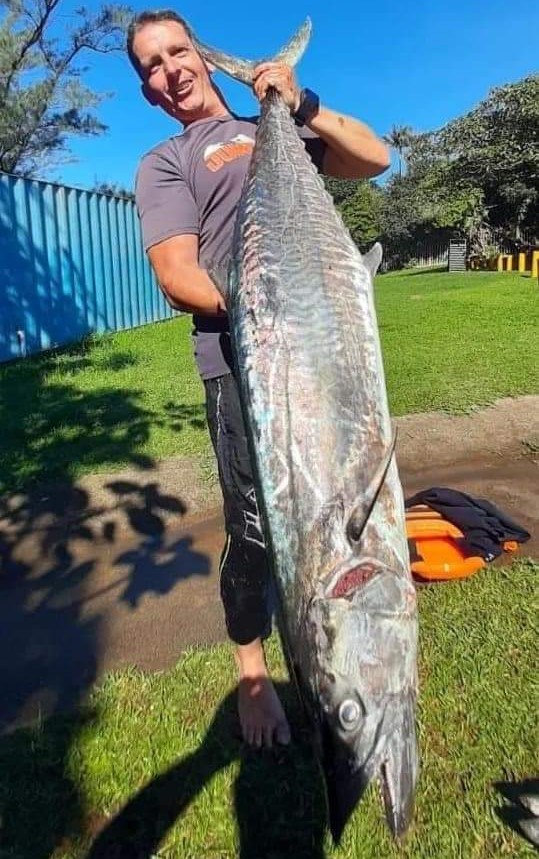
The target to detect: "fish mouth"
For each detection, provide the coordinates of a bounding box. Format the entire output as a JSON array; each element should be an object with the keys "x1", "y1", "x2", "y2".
[{"x1": 321, "y1": 690, "x2": 418, "y2": 842}]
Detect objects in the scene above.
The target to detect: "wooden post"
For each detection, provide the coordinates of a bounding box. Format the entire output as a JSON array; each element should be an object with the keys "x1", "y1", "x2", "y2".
[
  {"x1": 532, "y1": 251, "x2": 539, "y2": 279},
  {"x1": 518, "y1": 252, "x2": 527, "y2": 273}
]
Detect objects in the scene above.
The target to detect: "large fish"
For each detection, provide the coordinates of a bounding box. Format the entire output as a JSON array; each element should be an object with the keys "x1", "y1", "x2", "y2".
[{"x1": 194, "y1": 20, "x2": 419, "y2": 840}]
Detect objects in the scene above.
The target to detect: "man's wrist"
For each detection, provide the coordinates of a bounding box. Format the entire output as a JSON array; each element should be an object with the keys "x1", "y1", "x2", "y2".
[{"x1": 293, "y1": 88, "x2": 320, "y2": 126}]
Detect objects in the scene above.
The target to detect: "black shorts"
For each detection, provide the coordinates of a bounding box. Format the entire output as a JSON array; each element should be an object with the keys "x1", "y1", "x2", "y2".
[{"x1": 204, "y1": 373, "x2": 272, "y2": 645}]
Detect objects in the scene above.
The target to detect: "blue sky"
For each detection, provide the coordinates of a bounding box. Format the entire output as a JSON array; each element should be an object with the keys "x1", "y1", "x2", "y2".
[{"x1": 49, "y1": 0, "x2": 538, "y2": 190}]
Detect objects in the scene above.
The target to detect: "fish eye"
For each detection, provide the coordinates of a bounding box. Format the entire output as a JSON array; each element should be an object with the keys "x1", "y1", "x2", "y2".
[{"x1": 338, "y1": 699, "x2": 361, "y2": 730}]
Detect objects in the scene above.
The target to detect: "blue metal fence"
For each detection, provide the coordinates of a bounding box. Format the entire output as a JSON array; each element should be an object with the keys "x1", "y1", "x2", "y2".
[{"x1": 0, "y1": 172, "x2": 175, "y2": 362}]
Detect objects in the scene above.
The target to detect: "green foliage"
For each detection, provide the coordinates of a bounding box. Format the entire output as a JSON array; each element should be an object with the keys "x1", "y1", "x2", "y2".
[
  {"x1": 379, "y1": 75, "x2": 538, "y2": 265},
  {"x1": 438, "y1": 75, "x2": 539, "y2": 239},
  {"x1": 0, "y1": 0, "x2": 133, "y2": 175},
  {"x1": 92, "y1": 179, "x2": 135, "y2": 199},
  {"x1": 325, "y1": 177, "x2": 382, "y2": 249},
  {"x1": 340, "y1": 182, "x2": 381, "y2": 249}
]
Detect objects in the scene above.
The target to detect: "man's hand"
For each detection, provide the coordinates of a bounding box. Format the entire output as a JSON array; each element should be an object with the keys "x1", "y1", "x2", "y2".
[{"x1": 252, "y1": 62, "x2": 301, "y2": 113}]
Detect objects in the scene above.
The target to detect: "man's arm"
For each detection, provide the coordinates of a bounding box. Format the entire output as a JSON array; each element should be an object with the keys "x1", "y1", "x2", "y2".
[
  {"x1": 308, "y1": 106, "x2": 390, "y2": 180},
  {"x1": 253, "y1": 63, "x2": 390, "y2": 180},
  {"x1": 148, "y1": 234, "x2": 226, "y2": 316}
]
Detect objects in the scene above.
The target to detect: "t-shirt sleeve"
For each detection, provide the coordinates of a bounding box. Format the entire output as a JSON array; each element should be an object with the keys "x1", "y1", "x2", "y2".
[
  {"x1": 135, "y1": 144, "x2": 199, "y2": 252},
  {"x1": 297, "y1": 125, "x2": 327, "y2": 173}
]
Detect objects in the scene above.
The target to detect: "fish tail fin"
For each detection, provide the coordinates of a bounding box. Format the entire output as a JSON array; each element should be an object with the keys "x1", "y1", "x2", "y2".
[
  {"x1": 274, "y1": 18, "x2": 312, "y2": 68},
  {"x1": 193, "y1": 19, "x2": 312, "y2": 85}
]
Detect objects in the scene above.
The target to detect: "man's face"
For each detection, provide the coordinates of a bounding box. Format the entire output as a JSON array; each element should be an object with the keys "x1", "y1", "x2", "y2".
[{"x1": 133, "y1": 21, "x2": 218, "y2": 124}]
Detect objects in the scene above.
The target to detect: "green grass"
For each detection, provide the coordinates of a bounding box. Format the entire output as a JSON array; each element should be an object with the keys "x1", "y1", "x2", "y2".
[
  {"x1": 0, "y1": 560, "x2": 536, "y2": 858},
  {"x1": 0, "y1": 270, "x2": 537, "y2": 494},
  {"x1": 0, "y1": 317, "x2": 210, "y2": 494},
  {"x1": 377, "y1": 270, "x2": 538, "y2": 414}
]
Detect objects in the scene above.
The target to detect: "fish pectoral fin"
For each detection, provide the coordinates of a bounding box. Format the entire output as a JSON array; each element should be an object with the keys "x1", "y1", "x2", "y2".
[
  {"x1": 363, "y1": 243, "x2": 383, "y2": 279},
  {"x1": 347, "y1": 427, "x2": 397, "y2": 547}
]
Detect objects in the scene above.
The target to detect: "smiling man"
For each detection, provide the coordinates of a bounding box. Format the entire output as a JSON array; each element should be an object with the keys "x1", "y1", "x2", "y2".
[{"x1": 127, "y1": 10, "x2": 390, "y2": 748}]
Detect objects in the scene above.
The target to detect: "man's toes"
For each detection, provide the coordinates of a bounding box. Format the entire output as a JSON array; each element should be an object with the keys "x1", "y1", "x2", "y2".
[
  {"x1": 262, "y1": 724, "x2": 274, "y2": 748},
  {"x1": 276, "y1": 719, "x2": 291, "y2": 745},
  {"x1": 242, "y1": 721, "x2": 254, "y2": 746}
]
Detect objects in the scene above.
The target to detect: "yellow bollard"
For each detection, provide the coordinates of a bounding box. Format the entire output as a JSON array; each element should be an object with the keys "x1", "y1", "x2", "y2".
[
  {"x1": 497, "y1": 254, "x2": 513, "y2": 272},
  {"x1": 532, "y1": 250, "x2": 539, "y2": 279},
  {"x1": 518, "y1": 252, "x2": 527, "y2": 273}
]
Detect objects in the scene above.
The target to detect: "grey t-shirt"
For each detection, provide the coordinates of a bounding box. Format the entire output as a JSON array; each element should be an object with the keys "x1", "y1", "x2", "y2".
[{"x1": 136, "y1": 113, "x2": 326, "y2": 379}]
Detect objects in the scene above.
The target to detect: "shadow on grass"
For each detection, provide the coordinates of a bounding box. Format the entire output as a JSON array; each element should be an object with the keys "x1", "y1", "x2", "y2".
[
  {"x1": 0, "y1": 350, "x2": 214, "y2": 857},
  {"x1": 397, "y1": 266, "x2": 448, "y2": 277},
  {"x1": 0, "y1": 709, "x2": 97, "y2": 859},
  {"x1": 86, "y1": 682, "x2": 327, "y2": 859}
]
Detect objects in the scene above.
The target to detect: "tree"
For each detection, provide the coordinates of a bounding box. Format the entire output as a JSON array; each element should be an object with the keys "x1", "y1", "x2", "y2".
[
  {"x1": 325, "y1": 177, "x2": 382, "y2": 250},
  {"x1": 0, "y1": 0, "x2": 132, "y2": 176},
  {"x1": 92, "y1": 179, "x2": 134, "y2": 199},
  {"x1": 438, "y1": 75, "x2": 539, "y2": 241},
  {"x1": 339, "y1": 182, "x2": 381, "y2": 249},
  {"x1": 383, "y1": 124, "x2": 414, "y2": 177}
]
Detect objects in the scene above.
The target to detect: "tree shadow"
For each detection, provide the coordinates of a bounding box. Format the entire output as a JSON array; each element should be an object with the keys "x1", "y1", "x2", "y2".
[
  {"x1": 0, "y1": 708, "x2": 97, "y2": 859},
  {"x1": 0, "y1": 338, "x2": 213, "y2": 858},
  {"x1": 163, "y1": 400, "x2": 208, "y2": 433},
  {"x1": 399, "y1": 265, "x2": 448, "y2": 277},
  {"x1": 494, "y1": 777, "x2": 539, "y2": 850},
  {"x1": 0, "y1": 383, "x2": 213, "y2": 854},
  {"x1": 86, "y1": 682, "x2": 327, "y2": 859},
  {"x1": 0, "y1": 169, "x2": 217, "y2": 859},
  {"x1": 0, "y1": 472, "x2": 211, "y2": 731}
]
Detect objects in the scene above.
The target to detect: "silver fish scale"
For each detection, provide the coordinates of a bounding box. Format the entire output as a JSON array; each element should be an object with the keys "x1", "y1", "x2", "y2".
[
  {"x1": 198, "y1": 20, "x2": 419, "y2": 831},
  {"x1": 229, "y1": 92, "x2": 408, "y2": 604}
]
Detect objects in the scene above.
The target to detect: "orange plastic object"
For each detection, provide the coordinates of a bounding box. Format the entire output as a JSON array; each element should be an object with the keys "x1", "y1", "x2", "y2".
[
  {"x1": 406, "y1": 508, "x2": 486, "y2": 581},
  {"x1": 502, "y1": 540, "x2": 519, "y2": 554}
]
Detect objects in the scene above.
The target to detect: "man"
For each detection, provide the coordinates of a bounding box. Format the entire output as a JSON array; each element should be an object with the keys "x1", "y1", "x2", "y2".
[{"x1": 127, "y1": 10, "x2": 390, "y2": 749}]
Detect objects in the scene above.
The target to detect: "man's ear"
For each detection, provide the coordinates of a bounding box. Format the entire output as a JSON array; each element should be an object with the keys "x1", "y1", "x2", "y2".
[
  {"x1": 204, "y1": 59, "x2": 216, "y2": 74},
  {"x1": 141, "y1": 81, "x2": 158, "y2": 106}
]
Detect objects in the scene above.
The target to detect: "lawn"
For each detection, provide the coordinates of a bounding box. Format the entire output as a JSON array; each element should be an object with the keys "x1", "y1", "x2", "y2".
[
  {"x1": 0, "y1": 269, "x2": 537, "y2": 494},
  {"x1": 0, "y1": 560, "x2": 536, "y2": 858},
  {"x1": 0, "y1": 269, "x2": 537, "y2": 857}
]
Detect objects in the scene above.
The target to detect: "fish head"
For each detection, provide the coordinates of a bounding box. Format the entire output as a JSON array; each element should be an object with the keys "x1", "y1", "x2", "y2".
[{"x1": 305, "y1": 563, "x2": 418, "y2": 842}]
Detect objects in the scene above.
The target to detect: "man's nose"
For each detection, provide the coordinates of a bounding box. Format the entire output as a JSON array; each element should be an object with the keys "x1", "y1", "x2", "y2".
[{"x1": 163, "y1": 56, "x2": 179, "y2": 79}]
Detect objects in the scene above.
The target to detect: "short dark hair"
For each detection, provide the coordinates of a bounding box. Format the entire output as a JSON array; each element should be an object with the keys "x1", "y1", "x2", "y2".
[{"x1": 126, "y1": 10, "x2": 194, "y2": 77}]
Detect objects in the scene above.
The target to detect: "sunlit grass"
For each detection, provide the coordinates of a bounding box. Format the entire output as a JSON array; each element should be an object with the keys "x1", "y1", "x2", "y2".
[{"x1": 0, "y1": 270, "x2": 536, "y2": 494}]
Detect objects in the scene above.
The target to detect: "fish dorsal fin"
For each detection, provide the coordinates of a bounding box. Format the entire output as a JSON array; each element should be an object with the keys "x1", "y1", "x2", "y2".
[
  {"x1": 363, "y1": 242, "x2": 383, "y2": 279},
  {"x1": 193, "y1": 19, "x2": 312, "y2": 86}
]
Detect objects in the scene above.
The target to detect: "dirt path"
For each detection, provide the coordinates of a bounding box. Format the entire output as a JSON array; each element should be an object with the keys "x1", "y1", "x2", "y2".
[{"x1": 0, "y1": 396, "x2": 537, "y2": 732}]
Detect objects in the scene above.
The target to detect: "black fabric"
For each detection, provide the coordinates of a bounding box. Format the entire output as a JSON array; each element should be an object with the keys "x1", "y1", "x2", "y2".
[
  {"x1": 405, "y1": 487, "x2": 530, "y2": 562},
  {"x1": 204, "y1": 373, "x2": 273, "y2": 645}
]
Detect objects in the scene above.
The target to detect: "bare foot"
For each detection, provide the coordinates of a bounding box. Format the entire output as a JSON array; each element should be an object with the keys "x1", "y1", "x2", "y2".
[{"x1": 235, "y1": 639, "x2": 291, "y2": 748}]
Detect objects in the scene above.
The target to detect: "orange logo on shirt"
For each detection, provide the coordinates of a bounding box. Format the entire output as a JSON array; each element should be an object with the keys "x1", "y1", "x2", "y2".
[{"x1": 204, "y1": 135, "x2": 255, "y2": 172}]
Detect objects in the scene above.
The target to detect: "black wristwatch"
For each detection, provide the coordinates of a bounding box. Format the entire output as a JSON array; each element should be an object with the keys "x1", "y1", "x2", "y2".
[{"x1": 293, "y1": 88, "x2": 320, "y2": 126}]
